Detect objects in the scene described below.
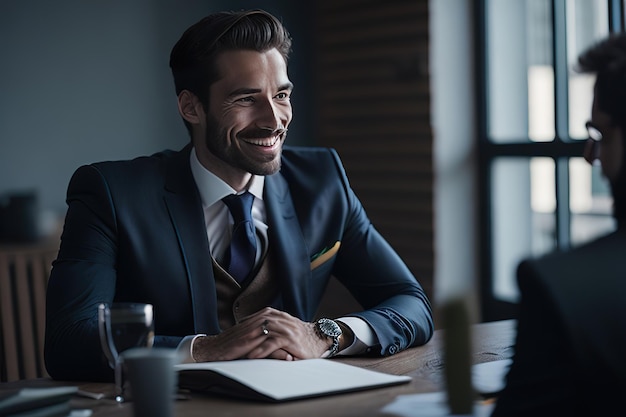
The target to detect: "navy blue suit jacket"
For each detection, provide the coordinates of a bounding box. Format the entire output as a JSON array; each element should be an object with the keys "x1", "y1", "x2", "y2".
[
  {"x1": 44, "y1": 145, "x2": 433, "y2": 381},
  {"x1": 492, "y1": 228, "x2": 626, "y2": 416}
]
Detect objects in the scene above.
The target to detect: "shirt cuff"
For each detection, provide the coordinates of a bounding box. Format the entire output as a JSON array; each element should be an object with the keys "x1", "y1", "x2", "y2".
[
  {"x1": 335, "y1": 317, "x2": 379, "y2": 356},
  {"x1": 176, "y1": 334, "x2": 206, "y2": 363}
]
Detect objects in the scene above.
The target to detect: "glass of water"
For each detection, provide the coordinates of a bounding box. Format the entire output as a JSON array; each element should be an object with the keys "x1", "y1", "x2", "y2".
[{"x1": 98, "y1": 302, "x2": 155, "y2": 403}]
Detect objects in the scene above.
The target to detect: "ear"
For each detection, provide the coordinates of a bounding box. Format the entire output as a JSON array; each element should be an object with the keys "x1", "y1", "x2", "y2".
[{"x1": 177, "y1": 90, "x2": 205, "y2": 124}]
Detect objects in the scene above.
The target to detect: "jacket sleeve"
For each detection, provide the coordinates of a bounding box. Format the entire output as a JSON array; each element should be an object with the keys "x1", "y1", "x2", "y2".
[
  {"x1": 44, "y1": 164, "x2": 120, "y2": 381},
  {"x1": 327, "y1": 149, "x2": 434, "y2": 356}
]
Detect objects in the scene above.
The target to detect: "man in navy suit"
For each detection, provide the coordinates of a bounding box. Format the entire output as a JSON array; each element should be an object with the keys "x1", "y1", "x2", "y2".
[
  {"x1": 44, "y1": 9, "x2": 433, "y2": 381},
  {"x1": 492, "y1": 33, "x2": 626, "y2": 416}
]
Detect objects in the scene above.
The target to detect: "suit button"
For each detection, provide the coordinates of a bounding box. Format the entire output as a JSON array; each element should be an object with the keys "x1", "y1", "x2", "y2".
[
  {"x1": 387, "y1": 345, "x2": 398, "y2": 355},
  {"x1": 234, "y1": 302, "x2": 240, "y2": 311}
]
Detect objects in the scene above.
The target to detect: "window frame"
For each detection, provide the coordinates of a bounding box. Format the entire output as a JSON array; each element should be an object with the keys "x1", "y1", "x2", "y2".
[{"x1": 475, "y1": 0, "x2": 625, "y2": 321}]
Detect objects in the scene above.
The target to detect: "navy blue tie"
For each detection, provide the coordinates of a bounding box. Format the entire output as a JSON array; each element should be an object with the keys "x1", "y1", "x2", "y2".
[{"x1": 222, "y1": 192, "x2": 257, "y2": 284}]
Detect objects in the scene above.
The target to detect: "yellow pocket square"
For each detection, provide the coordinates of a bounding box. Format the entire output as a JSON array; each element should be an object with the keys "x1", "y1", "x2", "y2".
[{"x1": 310, "y1": 241, "x2": 341, "y2": 270}]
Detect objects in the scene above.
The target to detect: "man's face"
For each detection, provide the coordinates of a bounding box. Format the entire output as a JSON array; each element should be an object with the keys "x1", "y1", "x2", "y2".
[
  {"x1": 199, "y1": 48, "x2": 293, "y2": 180},
  {"x1": 590, "y1": 94, "x2": 623, "y2": 182}
]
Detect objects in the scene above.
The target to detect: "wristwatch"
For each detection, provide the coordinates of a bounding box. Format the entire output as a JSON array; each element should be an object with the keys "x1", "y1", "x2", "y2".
[{"x1": 315, "y1": 318, "x2": 342, "y2": 357}]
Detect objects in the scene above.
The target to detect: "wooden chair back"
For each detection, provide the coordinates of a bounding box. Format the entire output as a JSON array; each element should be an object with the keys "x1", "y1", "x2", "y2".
[{"x1": 0, "y1": 241, "x2": 58, "y2": 381}]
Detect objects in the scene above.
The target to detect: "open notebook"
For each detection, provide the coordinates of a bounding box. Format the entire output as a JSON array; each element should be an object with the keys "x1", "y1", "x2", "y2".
[{"x1": 176, "y1": 358, "x2": 411, "y2": 402}]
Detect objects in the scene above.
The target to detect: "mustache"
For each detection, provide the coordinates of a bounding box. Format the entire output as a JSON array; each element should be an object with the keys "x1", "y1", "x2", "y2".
[{"x1": 238, "y1": 126, "x2": 288, "y2": 140}]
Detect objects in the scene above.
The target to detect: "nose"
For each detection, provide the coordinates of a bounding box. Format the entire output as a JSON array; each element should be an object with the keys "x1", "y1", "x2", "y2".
[
  {"x1": 256, "y1": 98, "x2": 290, "y2": 131},
  {"x1": 583, "y1": 138, "x2": 600, "y2": 165}
]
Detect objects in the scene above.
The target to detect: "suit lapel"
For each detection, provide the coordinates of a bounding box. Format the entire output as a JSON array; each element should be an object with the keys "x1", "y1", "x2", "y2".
[
  {"x1": 163, "y1": 145, "x2": 220, "y2": 334},
  {"x1": 264, "y1": 173, "x2": 312, "y2": 319}
]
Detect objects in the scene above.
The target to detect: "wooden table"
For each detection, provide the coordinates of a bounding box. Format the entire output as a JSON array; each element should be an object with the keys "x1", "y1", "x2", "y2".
[{"x1": 0, "y1": 320, "x2": 516, "y2": 417}]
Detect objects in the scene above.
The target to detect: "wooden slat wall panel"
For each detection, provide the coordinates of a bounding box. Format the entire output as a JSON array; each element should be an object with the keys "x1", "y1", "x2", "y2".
[{"x1": 315, "y1": 0, "x2": 434, "y2": 297}]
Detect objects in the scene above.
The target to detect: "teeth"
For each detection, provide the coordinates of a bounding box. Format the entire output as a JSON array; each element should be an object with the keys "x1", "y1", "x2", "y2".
[{"x1": 245, "y1": 136, "x2": 279, "y2": 146}]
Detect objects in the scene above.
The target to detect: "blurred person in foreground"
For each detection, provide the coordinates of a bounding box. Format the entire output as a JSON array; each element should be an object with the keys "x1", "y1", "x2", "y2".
[
  {"x1": 44, "y1": 9, "x2": 433, "y2": 381},
  {"x1": 492, "y1": 33, "x2": 626, "y2": 416}
]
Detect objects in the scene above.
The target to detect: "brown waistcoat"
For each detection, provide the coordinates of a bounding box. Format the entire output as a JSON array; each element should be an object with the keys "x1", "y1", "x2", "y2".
[{"x1": 212, "y1": 250, "x2": 279, "y2": 330}]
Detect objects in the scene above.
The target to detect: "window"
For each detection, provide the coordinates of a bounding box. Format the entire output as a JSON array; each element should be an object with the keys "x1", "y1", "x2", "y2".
[{"x1": 477, "y1": 0, "x2": 623, "y2": 320}]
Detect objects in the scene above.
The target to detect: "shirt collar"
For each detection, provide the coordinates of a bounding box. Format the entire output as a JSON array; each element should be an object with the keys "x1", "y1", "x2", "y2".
[{"x1": 190, "y1": 147, "x2": 265, "y2": 208}]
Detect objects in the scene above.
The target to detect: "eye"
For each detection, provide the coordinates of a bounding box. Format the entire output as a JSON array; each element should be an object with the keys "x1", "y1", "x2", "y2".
[
  {"x1": 275, "y1": 92, "x2": 290, "y2": 100},
  {"x1": 236, "y1": 96, "x2": 255, "y2": 103}
]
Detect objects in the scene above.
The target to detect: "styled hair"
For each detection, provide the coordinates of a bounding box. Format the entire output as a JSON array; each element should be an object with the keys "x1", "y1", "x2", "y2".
[
  {"x1": 577, "y1": 33, "x2": 626, "y2": 219},
  {"x1": 169, "y1": 9, "x2": 292, "y2": 112},
  {"x1": 577, "y1": 33, "x2": 626, "y2": 128}
]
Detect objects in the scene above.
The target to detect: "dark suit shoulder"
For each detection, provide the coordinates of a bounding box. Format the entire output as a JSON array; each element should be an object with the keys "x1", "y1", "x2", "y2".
[
  {"x1": 73, "y1": 146, "x2": 187, "y2": 186},
  {"x1": 518, "y1": 228, "x2": 626, "y2": 352},
  {"x1": 68, "y1": 146, "x2": 192, "y2": 213},
  {"x1": 278, "y1": 146, "x2": 348, "y2": 199},
  {"x1": 281, "y1": 146, "x2": 340, "y2": 172},
  {"x1": 523, "y1": 229, "x2": 626, "y2": 280},
  {"x1": 516, "y1": 229, "x2": 626, "y2": 335},
  {"x1": 88, "y1": 148, "x2": 179, "y2": 177}
]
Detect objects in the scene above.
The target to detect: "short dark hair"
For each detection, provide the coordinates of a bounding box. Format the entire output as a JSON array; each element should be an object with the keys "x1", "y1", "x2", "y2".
[
  {"x1": 577, "y1": 33, "x2": 626, "y2": 219},
  {"x1": 169, "y1": 9, "x2": 292, "y2": 119},
  {"x1": 577, "y1": 33, "x2": 626, "y2": 127}
]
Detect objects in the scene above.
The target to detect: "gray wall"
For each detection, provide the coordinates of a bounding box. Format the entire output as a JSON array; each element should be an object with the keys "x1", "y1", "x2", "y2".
[{"x1": 0, "y1": 1, "x2": 313, "y2": 236}]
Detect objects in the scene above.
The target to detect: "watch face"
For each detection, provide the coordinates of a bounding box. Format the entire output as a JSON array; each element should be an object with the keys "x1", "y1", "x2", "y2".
[{"x1": 318, "y1": 318, "x2": 341, "y2": 337}]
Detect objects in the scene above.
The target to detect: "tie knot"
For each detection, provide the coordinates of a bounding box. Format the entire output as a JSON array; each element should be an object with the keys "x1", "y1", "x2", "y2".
[{"x1": 222, "y1": 191, "x2": 254, "y2": 223}]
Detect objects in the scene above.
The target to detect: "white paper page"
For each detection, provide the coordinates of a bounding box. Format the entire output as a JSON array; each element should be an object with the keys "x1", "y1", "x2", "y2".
[{"x1": 176, "y1": 358, "x2": 411, "y2": 400}]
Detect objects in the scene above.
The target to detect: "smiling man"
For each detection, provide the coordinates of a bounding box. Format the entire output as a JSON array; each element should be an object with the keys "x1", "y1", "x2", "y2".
[{"x1": 44, "y1": 9, "x2": 434, "y2": 381}]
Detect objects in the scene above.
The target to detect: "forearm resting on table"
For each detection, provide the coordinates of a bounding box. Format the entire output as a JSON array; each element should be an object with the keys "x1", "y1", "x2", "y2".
[{"x1": 175, "y1": 317, "x2": 378, "y2": 363}]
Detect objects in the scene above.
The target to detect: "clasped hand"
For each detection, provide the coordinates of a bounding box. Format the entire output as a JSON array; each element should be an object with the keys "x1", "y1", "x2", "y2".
[{"x1": 191, "y1": 307, "x2": 331, "y2": 362}]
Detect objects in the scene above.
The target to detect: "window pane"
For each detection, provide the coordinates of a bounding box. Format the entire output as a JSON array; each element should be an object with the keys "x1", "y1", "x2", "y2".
[
  {"x1": 570, "y1": 157, "x2": 615, "y2": 245},
  {"x1": 487, "y1": 0, "x2": 553, "y2": 143},
  {"x1": 567, "y1": 0, "x2": 609, "y2": 140},
  {"x1": 491, "y1": 157, "x2": 556, "y2": 302}
]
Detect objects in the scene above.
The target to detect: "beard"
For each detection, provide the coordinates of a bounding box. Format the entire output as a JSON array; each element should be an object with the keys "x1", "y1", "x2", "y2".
[{"x1": 203, "y1": 113, "x2": 285, "y2": 176}]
